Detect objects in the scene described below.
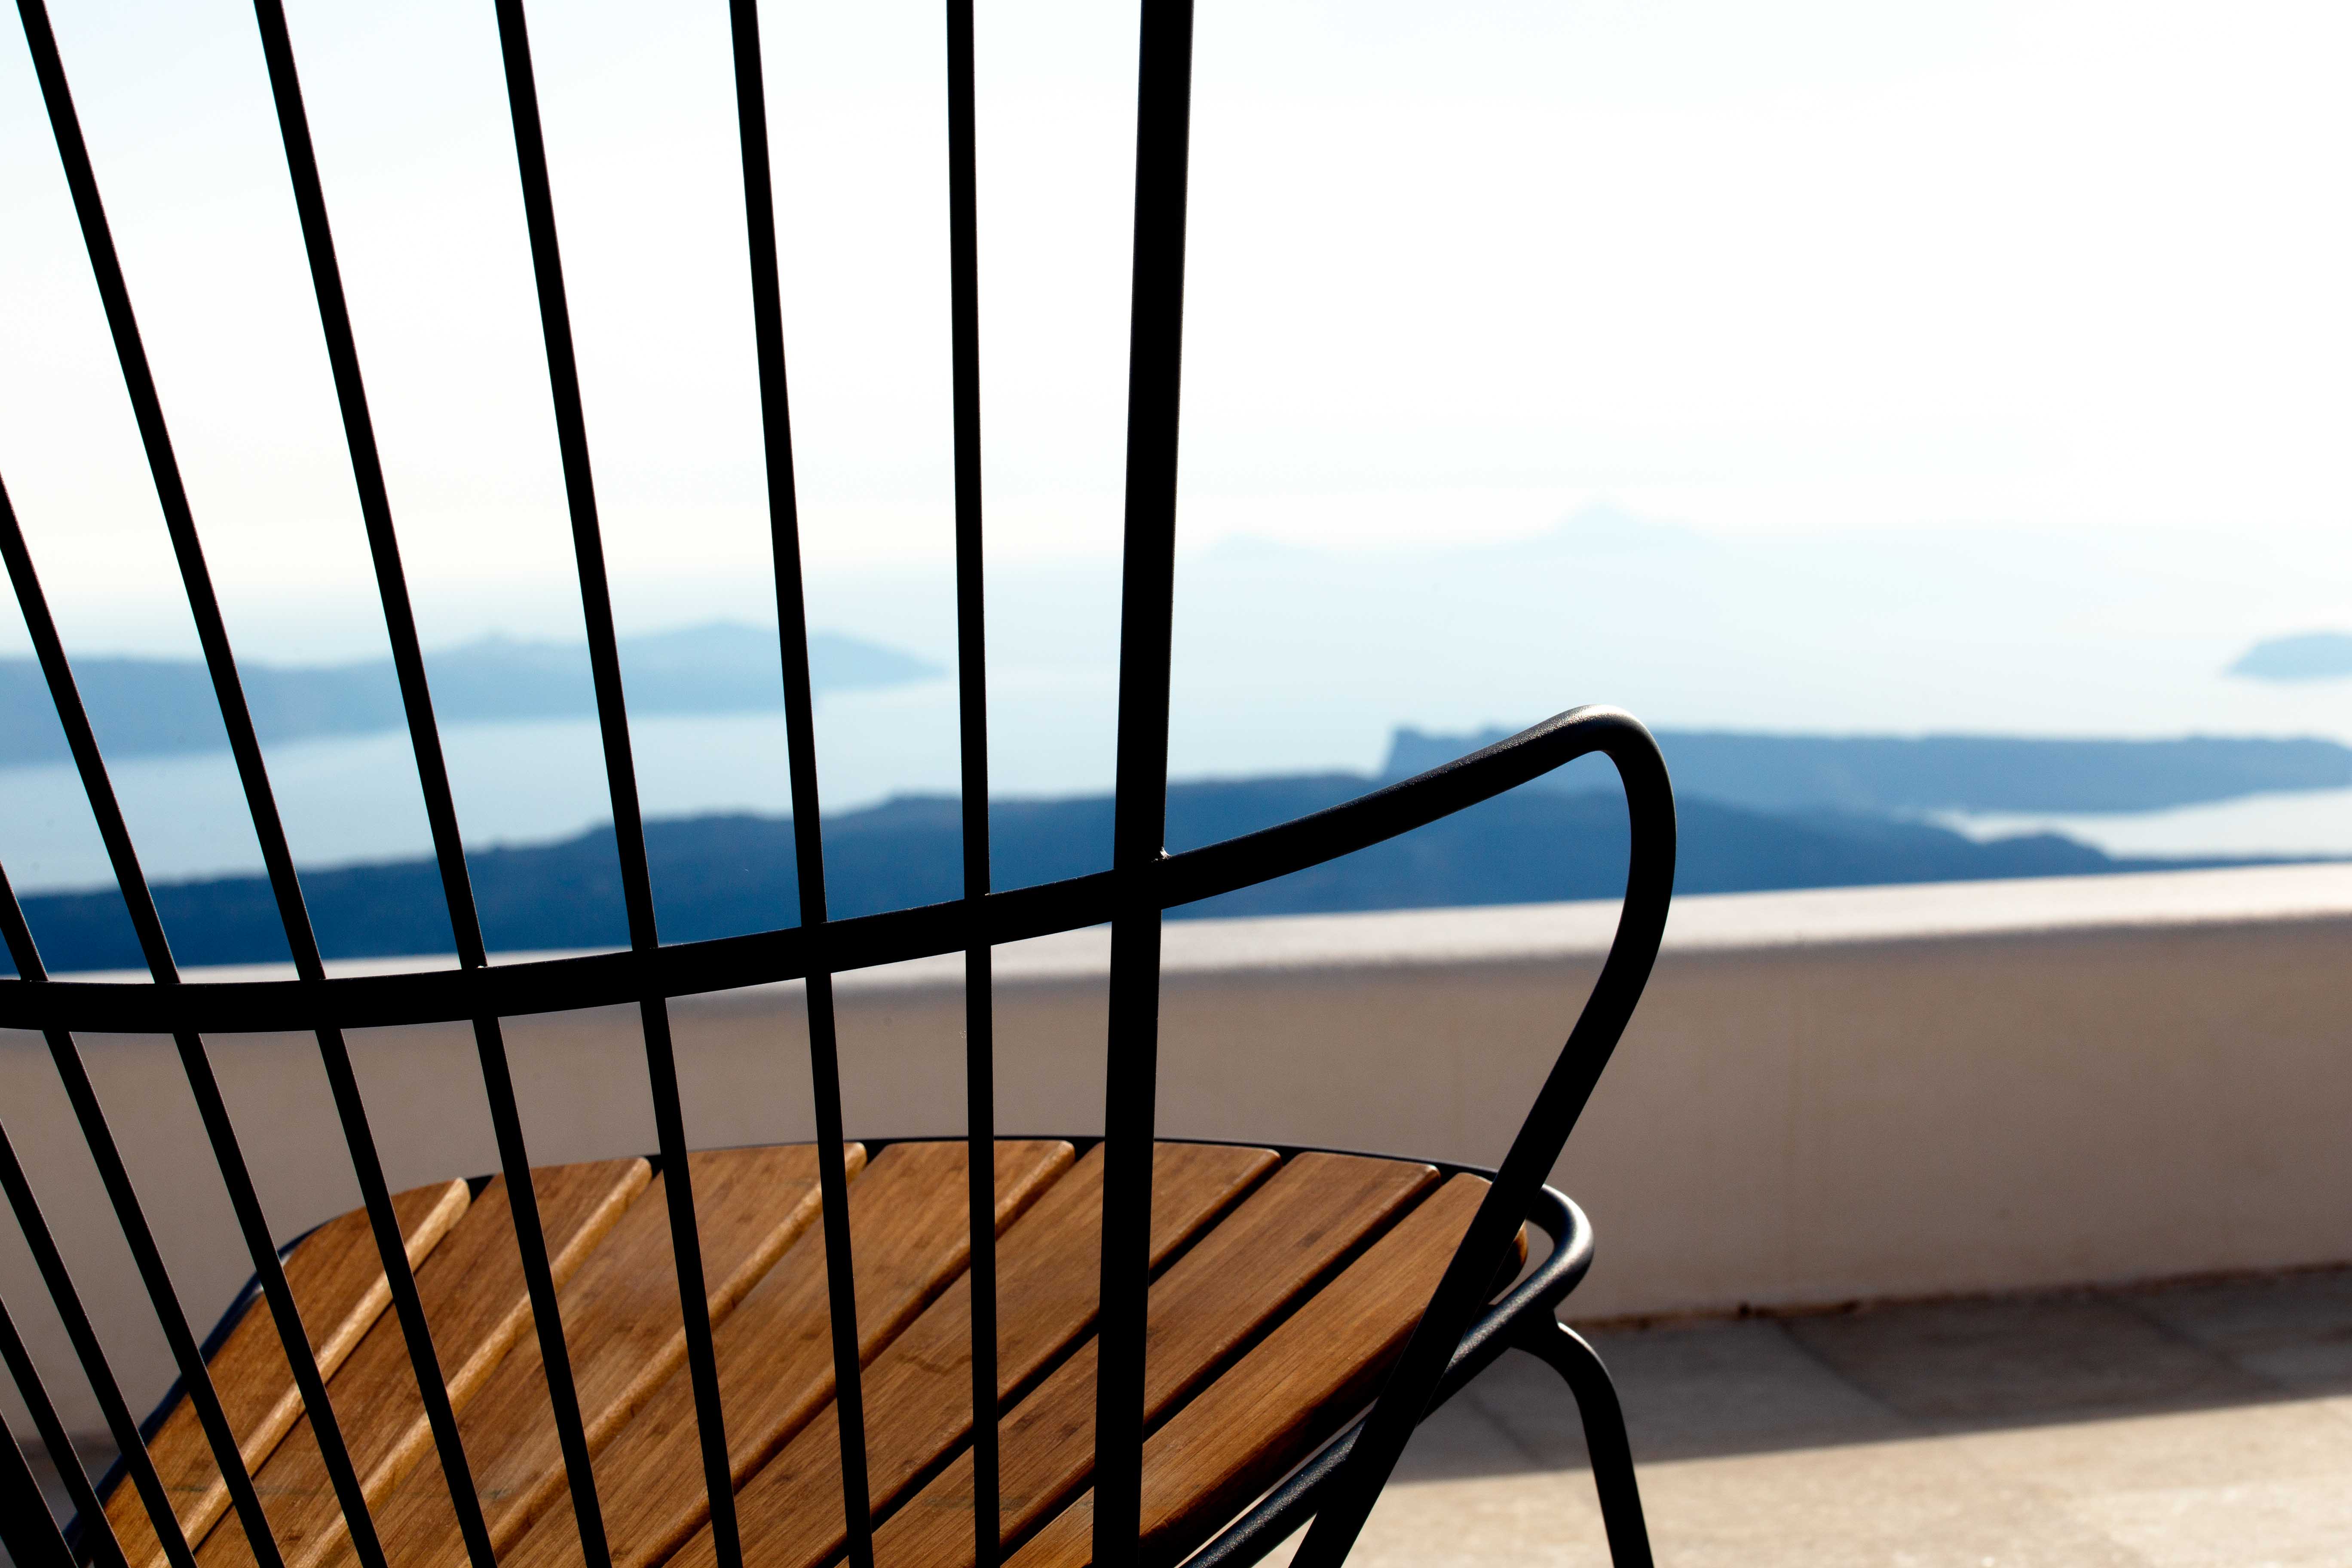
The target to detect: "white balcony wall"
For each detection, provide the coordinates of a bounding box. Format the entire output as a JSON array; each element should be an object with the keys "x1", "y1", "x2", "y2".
[{"x1": 6, "y1": 862, "x2": 2351, "y2": 1439}]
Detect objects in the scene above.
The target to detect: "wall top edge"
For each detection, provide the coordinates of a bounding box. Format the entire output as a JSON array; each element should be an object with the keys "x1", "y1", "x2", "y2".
[{"x1": 45, "y1": 861, "x2": 2352, "y2": 998}]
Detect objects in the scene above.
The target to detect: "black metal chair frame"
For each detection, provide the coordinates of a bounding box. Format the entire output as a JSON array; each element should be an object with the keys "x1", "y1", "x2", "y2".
[{"x1": 0, "y1": 3, "x2": 1678, "y2": 1567}]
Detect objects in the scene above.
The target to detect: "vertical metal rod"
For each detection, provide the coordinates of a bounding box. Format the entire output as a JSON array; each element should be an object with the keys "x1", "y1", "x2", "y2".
[
  {"x1": 0, "y1": 876, "x2": 159, "y2": 1568},
  {"x1": 942, "y1": 0, "x2": 997, "y2": 1562},
  {"x1": 1094, "y1": 3, "x2": 1197, "y2": 1564},
  {"x1": 9, "y1": 6, "x2": 509, "y2": 1558},
  {"x1": 0, "y1": 1081, "x2": 172, "y2": 1568},
  {"x1": 1512, "y1": 1321, "x2": 1653, "y2": 1568},
  {"x1": 0, "y1": 1096, "x2": 155, "y2": 1568},
  {"x1": 0, "y1": 498, "x2": 290, "y2": 1568},
  {"x1": 242, "y1": 4, "x2": 611, "y2": 1563},
  {"x1": 0, "y1": 503, "x2": 407, "y2": 1568},
  {"x1": 0, "y1": 1281, "x2": 129, "y2": 1568},
  {"x1": 489, "y1": 5, "x2": 742, "y2": 1562},
  {"x1": 42, "y1": 1036, "x2": 290, "y2": 1566},
  {"x1": 721, "y1": 7, "x2": 874, "y2": 1565},
  {"x1": 1293, "y1": 751, "x2": 1674, "y2": 1566},
  {"x1": 2, "y1": 1404, "x2": 74, "y2": 1568}
]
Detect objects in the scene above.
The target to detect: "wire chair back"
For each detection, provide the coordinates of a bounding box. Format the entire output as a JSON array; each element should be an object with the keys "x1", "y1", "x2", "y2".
[{"x1": 0, "y1": 4, "x2": 1677, "y2": 1568}]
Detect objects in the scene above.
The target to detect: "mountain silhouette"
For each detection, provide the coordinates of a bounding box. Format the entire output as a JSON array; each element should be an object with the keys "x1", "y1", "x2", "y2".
[
  {"x1": 9, "y1": 776, "x2": 2295, "y2": 975},
  {"x1": 0, "y1": 622, "x2": 937, "y2": 766}
]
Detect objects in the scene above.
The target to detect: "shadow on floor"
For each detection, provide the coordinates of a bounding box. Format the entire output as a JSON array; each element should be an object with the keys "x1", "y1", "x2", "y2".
[
  {"x1": 1396, "y1": 1263, "x2": 2352, "y2": 1483},
  {"x1": 15, "y1": 1267, "x2": 2352, "y2": 1568}
]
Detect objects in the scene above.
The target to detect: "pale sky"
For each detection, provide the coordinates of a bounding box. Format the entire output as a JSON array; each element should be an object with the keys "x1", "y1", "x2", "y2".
[
  {"x1": 6, "y1": 1, "x2": 2352, "y2": 891},
  {"x1": 2, "y1": 0, "x2": 2349, "y2": 661}
]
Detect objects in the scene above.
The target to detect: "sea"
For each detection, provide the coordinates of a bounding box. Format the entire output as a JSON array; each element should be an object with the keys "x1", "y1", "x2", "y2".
[
  {"x1": 1933, "y1": 791, "x2": 2352, "y2": 861},
  {"x1": 0, "y1": 679, "x2": 1118, "y2": 894},
  {"x1": 10, "y1": 679, "x2": 2352, "y2": 897}
]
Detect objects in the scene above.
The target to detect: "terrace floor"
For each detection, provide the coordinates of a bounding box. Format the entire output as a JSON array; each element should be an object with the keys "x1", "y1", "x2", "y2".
[
  {"x1": 16, "y1": 1267, "x2": 2352, "y2": 1568},
  {"x1": 1274, "y1": 1265, "x2": 2352, "y2": 1568}
]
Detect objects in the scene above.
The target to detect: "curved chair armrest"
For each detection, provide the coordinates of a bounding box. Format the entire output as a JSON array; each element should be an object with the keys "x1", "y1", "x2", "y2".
[
  {"x1": 0, "y1": 705, "x2": 1667, "y2": 1036},
  {"x1": 1184, "y1": 1184, "x2": 1597, "y2": 1568}
]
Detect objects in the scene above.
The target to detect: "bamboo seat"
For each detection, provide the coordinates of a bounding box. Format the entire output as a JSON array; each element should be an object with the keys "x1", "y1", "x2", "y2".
[{"x1": 94, "y1": 1143, "x2": 1528, "y2": 1568}]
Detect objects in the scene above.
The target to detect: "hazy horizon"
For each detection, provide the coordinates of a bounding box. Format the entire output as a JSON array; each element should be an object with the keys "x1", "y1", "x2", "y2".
[{"x1": 6, "y1": 3, "x2": 2350, "y2": 889}]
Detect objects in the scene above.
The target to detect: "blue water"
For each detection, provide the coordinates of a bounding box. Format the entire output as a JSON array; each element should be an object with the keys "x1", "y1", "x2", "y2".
[
  {"x1": 0, "y1": 680, "x2": 1125, "y2": 894},
  {"x1": 1935, "y1": 791, "x2": 2352, "y2": 861},
  {"x1": 17, "y1": 515, "x2": 2352, "y2": 894},
  {"x1": 15, "y1": 686, "x2": 2352, "y2": 900}
]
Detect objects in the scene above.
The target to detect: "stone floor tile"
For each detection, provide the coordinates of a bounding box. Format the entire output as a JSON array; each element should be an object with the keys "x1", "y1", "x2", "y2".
[
  {"x1": 1783, "y1": 1296, "x2": 2266, "y2": 1424},
  {"x1": 2061, "y1": 1473, "x2": 2352, "y2": 1568},
  {"x1": 2126, "y1": 1269, "x2": 2352, "y2": 1395},
  {"x1": 1628, "y1": 1438, "x2": 2149, "y2": 1568},
  {"x1": 19, "y1": 1270, "x2": 2352, "y2": 1568},
  {"x1": 1277, "y1": 1435, "x2": 2147, "y2": 1568},
  {"x1": 1390, "y1": 1373, "x2": 1545, "y2": 1482},
  {"x1": 1588, "y1": 1318, "x2": 1916, "y2": 1460},
  {"x1": 1932, "y1": 1396, "x2": 2352, "y2": 1504},
  {"x1": 1451, "y1": 1320, "x2": 1914, "y2": 1468}
]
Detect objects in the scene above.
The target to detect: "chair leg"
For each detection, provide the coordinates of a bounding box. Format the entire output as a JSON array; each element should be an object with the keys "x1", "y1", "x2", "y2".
[{"x1": 1510, "y1": 1317, "x2": 1655, "y2": 1568}]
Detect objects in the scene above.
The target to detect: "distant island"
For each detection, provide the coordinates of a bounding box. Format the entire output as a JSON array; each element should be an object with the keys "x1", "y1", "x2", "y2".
[
  {"x1": 1387, "y1": 728, "x2": 2352, "y2": 815},
  {"x1": 12, "y1": 652, "x2": 2349, "y2": 972},
  {"x1": 2227, "y1": 633, "x2": 2352, "y2": 683},
  {"x1": 17, "y1": 620, "x2": 2342, "y2": 820},
  {"x1": 0, "y1": 622, "x2": 939, "y2": 768},
  {"x1": 9, "y1": 775, "x2": 2302, "y2": 975}
]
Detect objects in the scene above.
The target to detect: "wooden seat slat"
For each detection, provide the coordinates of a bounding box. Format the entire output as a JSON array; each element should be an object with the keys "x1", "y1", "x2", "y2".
[
  {"x1": 354, "y1": 1144, "x2": 847, "y2": 1568},
  {"x1": 677, "y1": 1141, "x2": 1278, "y2": 1568},
  {"x1": 104, "y1": 1179, "x2": 472, "y2": 1568},
  {"x1": 192, "y1": 1158, "x2": 649, "y2": 1568},
  {"x1": 1005, "y1": 1173, "x2": 1507, "y2": 1568},
  {"x1": 118, "y1": 1145, "x2": 1530, "y2": 1568},
  {"x1": 499, "y1": 1139, "x2": 1073, "y2": 1568},
  {"x1": 867, "y1": 1151, "x2": 1439, "y2": 1568}
]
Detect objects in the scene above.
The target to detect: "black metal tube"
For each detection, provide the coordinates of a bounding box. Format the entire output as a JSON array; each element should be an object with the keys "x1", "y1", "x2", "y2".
[
  {"x1": 1, "y1": 1403, "x2": 74, "y2": 1568},
  {"x1": 942, "y1": 0, "x2": 997, "y2": 1560},
  {"x1": 1291, "y1": 736, "x2": 1675, "y2": 1567},
  {"x1": 5, "y1": 463, "x2": 482, "y2": 1568},
  {"x1": 0, "y1": 491, "x2": 291, "y2": 1568},
  {"x1": 720, "y1": 7, "x2": 876, "y2": 1564},
  {"x1": 0, "y1": 874, "x2": 182, "y2": 1568},
  {"x1": 1185, "y1": 1185, "x2": 1598, "y2": 1568},
  {"x1": 1511, "y1": 1320, "x2": 1653, "y2": 1567},
  {"x1": 0, "y1": 706, "x2": 1661, "y2": 1038},
  {"x1": 0, "y1": 1109, "x2": 170, "y2": 1568},
  {"x1": 0, "y1": 1283, "x2": 127, "y2": 1568},
  {"x1": 0, "y1": 15, "x2": 1682, "y2": 1567},
  {"x1": 1094, "y1": 3, "x2": 1197, "y2": 1562},
  {"x1": 242, "y1": 3, "x2": 610, "y2": 1560},
  {"x1": 490, "y1": 6, "x2": 741, "y2": 1562},
  {"x1": 9, "y1": 6, "x2": 510, "y2": 1556},
  {"x1": 18, "y1": 1036, "x2": 275, "y2": 1568}
]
